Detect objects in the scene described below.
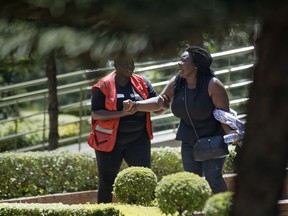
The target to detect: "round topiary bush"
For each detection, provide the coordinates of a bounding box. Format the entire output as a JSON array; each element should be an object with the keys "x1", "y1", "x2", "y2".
[
  {"x1": 155, "y1": 171, "x2": 212, "y2": 215},
  {"x1": 151, "y1": 147, "x2": 183, "y2": 180},
  {"x1": 112, "y1": 166, "x2": 157, "y2": 206},
  {"x1": 203, "y1": 191, "x2": 233, "y2": 216}
]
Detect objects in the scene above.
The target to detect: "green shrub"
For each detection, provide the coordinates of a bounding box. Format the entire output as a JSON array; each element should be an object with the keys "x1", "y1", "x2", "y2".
[
  {"x1": 0, "y1": 113, "x2": 88, "y2": 152},
  {"x1": 0, "y1": 151, "x2": 97, "y2": 199},
  {"x1": 0, "y1": 121, "x2": 33, "y2": 151},
  {"x1": 119, "y1": 147, "x2": 184, "y2": 181},
  {"x1": 113, "y1": 167, "x2": 157, "y2": 206},
  {"x1": 151, "y1": 147, "x2": 184, "y2": 180},
  {"x1": 151, "y1": 146, "x2": 235, "y2": 177},
  {"x1": 58, "y1": 123, "x2": 80, "y2": 138},
  {"x1": 203, "y1": 191, "x2": 233, "y2": 216},
  {"x1": 155, "y1": 171, "x2": 212, "y2": 215},
  {"x1": 0, "y1": 203, "x2": 123, "y2": 216},
  {"x1": 0, "y1": 147, "x2": 236, "y2": 200},
  {"x1": 223, "y1": 145, "x2": 237, "y2": 174}
]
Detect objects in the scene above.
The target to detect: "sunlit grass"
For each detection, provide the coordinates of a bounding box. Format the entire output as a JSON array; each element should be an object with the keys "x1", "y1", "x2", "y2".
[
  {"x1": 111, "y1": 203, "x2": 176, "y2": 216},
  {"x1": 0, "y1": 203, "x2": 176, "y2": 216}
]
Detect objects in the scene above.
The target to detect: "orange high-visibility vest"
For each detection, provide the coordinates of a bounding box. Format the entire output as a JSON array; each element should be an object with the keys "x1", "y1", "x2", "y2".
[{"x1": 87, "y1": 71, "x2": 153, "y2": 152}]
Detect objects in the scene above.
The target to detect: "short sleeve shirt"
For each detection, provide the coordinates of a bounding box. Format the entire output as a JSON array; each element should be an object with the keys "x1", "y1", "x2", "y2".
[{"x1": 91, "y1": 76, "x2": 157, "y2": 144}]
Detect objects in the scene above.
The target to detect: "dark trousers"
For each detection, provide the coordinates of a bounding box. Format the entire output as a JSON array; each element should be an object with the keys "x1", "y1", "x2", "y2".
[
  {"x1": 95, "y1": 132, "x2": 151, "y2": 203},
  {"x1": 181, "y1": 141, "x2": 228, "y2": 194}
]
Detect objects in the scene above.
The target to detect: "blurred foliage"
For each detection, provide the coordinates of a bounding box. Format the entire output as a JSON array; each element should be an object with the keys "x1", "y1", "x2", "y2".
[
  {"x1": 204, "y1": 22, "x2": 255, "y2": 53},
  {"x1": 223, "y1": 145, "x2": 238, "y2": 174},
  {"x1": 0, "y1": 151, "x2": 98, "y2": 199},
  {"x1": 203, "y1": 191, "x2": 233, "y2": 216},
  {"x1": 0, "y1": 113, "x2": 89, "y2": 152},
  {"x1": 0, "y1": 56, "x2": 36, "y2": 86},
  {"x1": 0, "y1": 0, "x2": 269, "y2": 61}
]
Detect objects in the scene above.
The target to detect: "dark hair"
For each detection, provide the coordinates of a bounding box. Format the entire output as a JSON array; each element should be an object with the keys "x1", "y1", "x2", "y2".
[
  {"x1": 186, "y1": 46, "x2": 213, "y2": 73},
  {"x1": 173, "y1": 46, "x2": 215, "y2": 97}
]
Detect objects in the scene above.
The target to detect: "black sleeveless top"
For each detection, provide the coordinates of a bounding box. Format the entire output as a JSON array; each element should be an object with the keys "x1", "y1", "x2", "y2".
[{"x1": 171, "y1": 76, "x2": 223, "y2": 144}]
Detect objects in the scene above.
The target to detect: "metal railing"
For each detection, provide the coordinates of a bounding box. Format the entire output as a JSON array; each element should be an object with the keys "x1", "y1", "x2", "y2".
[{"x1": 0, "y1": 46, "x2": 255, "y2": 152}]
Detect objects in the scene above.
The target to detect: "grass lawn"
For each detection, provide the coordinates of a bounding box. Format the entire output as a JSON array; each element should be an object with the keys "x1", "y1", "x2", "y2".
[
  {"x1": 0, "y1": 203, "x2": 176, "y2": 216},
  {"x1": 114, "y1": 204, "x2": 174, "y2": 216}
]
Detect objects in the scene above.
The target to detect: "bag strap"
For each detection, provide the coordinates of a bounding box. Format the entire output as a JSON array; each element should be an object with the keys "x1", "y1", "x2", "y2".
[{"x1": 184, "y1": 83, "x2": 200, "y2": 141}]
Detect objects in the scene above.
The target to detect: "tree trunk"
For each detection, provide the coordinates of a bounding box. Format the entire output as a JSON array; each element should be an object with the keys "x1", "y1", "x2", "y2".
[
  {"x1": 45, "y1": 53, "x2": 59, "y2": 151},
  {"x1": 231, "y1": 8, "x2": 288, "y2": 216}
]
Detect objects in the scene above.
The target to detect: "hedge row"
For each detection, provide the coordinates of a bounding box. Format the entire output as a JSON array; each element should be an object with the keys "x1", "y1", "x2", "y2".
[
  {"x1": 0, "y1": 203, "x2": 123, "y2": 216},
  {"x1": 0, "y1": 151, "x2": 98, "y2": 200},
  {"x1": 0, "y1": 146, "x2": 236, "y2": 200}
]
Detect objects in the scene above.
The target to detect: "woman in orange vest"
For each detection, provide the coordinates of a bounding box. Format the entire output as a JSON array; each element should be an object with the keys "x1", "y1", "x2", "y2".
[{"x1": 90, "y1": 54, "x2": 162, "y2": 203}]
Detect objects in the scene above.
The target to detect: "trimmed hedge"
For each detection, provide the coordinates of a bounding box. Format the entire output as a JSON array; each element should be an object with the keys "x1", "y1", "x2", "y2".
[
  {"x1": 0, "y1": 147, "x2": 236, "y2": 200},
  {"x1": 0, "y1": 203, "x2": 123, "y2": 216},
  {"x1": 0, "y1": 203, "x2": 170, "y2": 216},
  {"x1": 0, "y1": 151, "x2": 98, "y2": 199}
]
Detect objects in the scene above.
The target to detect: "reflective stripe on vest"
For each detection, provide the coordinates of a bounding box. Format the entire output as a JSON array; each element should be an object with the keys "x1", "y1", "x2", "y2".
[{"x1": 90, "y1": 72, "x2": 153, "y2": 152}]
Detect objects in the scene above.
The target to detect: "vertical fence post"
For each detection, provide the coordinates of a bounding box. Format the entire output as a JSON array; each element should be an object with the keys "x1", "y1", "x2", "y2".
[
  {"x1": 13, "y1": 101, "x2": 20, "y2": 151},
  {"x1": 84, "y1": 86, "x2": 88, "y2": 117},
  {"x1": 42, "y1": 93, "x2": 47, "y2": 150},
  {"x1": 227, "y1": 56, "x2": 232, "y2": 99},
  {"x1": 78, "y1": 86, "x2": 83, "y2": 152},
  {"x1": 14, "y1": 117, "x2": 18, "y2": 151}
]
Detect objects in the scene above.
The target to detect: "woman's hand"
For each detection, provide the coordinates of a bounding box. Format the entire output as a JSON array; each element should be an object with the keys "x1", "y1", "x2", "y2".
[
  {"x1": 122, "y1": 100, "x2": 137, "y2": 116},
  {"x1": 123, "y1": 99, "x2": 138, "y2": 115},
  {"x1": 121, "y1": 107, "x2": 137, "y2": 116},
  {"x1": 226, "y1": 130, "x2": 243, "y2": 145},
  {"x1": 123, "y1": 99, "x2": 135, "y2": 111}
]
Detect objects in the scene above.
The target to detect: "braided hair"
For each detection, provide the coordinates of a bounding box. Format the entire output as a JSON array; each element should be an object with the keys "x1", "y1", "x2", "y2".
[{"x1": 173, "y1": 46, "x2": 215, "y2": 97}]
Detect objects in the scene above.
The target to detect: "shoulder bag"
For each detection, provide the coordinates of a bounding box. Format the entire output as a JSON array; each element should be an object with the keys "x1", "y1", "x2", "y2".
[{"x1": 184, "y1": 85, "x2": 229, "y2": 161}]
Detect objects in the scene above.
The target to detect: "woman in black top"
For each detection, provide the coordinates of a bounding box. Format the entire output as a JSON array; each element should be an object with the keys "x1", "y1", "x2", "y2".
[
  {"x1": 124, "y1": 46, "x2": 238, "y2": 193},
  {"x1": 91, "y1": 55, "x2": 161, "y2": 203}
]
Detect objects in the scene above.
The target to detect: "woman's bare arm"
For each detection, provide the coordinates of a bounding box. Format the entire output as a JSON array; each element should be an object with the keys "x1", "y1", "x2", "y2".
[
  {"x1": 123, "y1": 76, "x2": 175, "y2": 113},
  {"x1": 208, "y1": 77, "x2": 237, "y2": 134}
]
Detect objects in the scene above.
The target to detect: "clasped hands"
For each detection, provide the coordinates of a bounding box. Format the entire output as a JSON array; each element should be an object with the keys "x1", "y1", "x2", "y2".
[
  {"x1": 122, "y1": 99, "x2": 138, "y2": 114},
  {"x1": 123, "y1": 95, "x2": 170, "y2": 113}
]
